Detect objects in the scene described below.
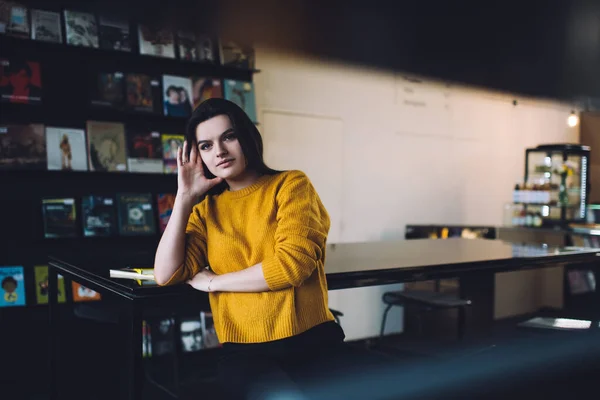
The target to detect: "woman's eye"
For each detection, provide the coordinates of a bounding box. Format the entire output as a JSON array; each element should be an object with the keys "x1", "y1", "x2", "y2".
[
  {"x1": 224, "y1": 134, "x2": 236, "y2": 141},
  {"x1": 200, "y1": 144, "x2": 211, "y2": 150}
]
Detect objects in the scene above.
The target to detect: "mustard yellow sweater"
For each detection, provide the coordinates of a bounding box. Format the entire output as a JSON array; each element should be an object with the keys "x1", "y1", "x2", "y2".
[{"x1": 163, "y1": 170, "x2": 335, "y2": 343}]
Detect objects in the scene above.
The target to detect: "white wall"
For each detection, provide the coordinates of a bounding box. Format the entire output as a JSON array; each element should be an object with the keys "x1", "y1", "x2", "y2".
[{"x1": 253, "y1": 48, "x2": 580, "y2": 340}]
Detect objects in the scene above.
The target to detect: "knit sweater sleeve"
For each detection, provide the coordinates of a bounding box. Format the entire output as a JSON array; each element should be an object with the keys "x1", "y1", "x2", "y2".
[
  {"x1": 261, "y1": 171, "x2": 330, "y2": 291},
  {"x1": 160, "y1": 201, "x2": 208, "y2": 285}
]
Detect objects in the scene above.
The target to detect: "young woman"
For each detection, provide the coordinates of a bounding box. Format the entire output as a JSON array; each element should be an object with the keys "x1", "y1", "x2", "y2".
[{"x1": 154, "y1": 98, "x2": 346, "y2": 399}]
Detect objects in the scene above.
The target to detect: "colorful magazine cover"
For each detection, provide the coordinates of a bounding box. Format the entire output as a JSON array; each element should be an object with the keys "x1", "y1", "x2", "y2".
[
  {"x1": 31, "y1": 9, "x2": 62, "y2": 43},
  {"x1": 45, "y1": 127, "x2": 88, "y2": 171},
  {"x1": 98, "y1": 15, "x2": 130, "y2": 51},
  {"x1": 0, "y1": 266, "x2": 26, "y2": 307},
  {"x1": 157, "y1": 193, "x2": 175, "y2": 233},
  {"x1": 4, "y1": 2, "x2": 29, "y2": 38},
  {"x1": 126, "y1": 73, "x2": 159, "y2": 113},
  {"x1": 72, "y1": 281, "x2": 101, "y2": 302},
  {"x1": 126, "y1": 128, "x2": 163, "y2": 173},
  {"x1": 161, "y1": 133, "x2": 184, "y2": 174},
  {"x1": 86, "y1": 121, "x2": 127, "y2": 172},
  {"x1": 64, "y1": 10, "x2": 98, "y2": 48},
  {"x1": 191, "y1": 77, "x2": 222, "y2": 109},
  {"x1": 162, "y1": 75, "x2": 193, "y2": 117},
  {"x1": 0, "y1": 58, "x2": 42, "y2": 104},
  {"x1": 116, "y1": 193, "x2": 157, "y2": 236},
  {"x1": 81, "y1": 195, "x2": 117, "y2": 237},
  {"x1": 138, "y1": 25, "x2": 175, "y2": 58},
  {"x1": 42, "y1": 198, "x2": 77, "y2": 238},
  {"x1": 224, "y1": 79, "x2": 257, "y2": 122},
  {"x1": 0, "y1": 124, "x2": 46, "y2": 170},
  {"x1": 34, "y1": 265, "x2": 66, "y2": 304}
]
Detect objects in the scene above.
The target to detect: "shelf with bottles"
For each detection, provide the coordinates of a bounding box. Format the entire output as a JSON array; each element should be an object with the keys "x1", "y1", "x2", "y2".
[
  {"x1": 513, "y1": 183, "x2": 582, "y2": 206},
  {"x1": 506, "y1": 202, "x2": 585, "y2": 228}
]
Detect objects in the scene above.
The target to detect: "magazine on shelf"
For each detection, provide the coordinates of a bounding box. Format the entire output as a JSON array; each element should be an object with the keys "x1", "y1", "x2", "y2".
[
  {"x1": 0, "y1": 266, "x2": 26, "y2": 307},
  {"x1": 220, "y1": 40, "x2": 255, "y2": 69},
  {"x1": 191, "y1": 76, "x2": 222, "y2": 109},
  {"x1": 138, "y1": 25, "x2": 175, "y2": 58},
  {"x1": 224, "y1": 79, "x2": 257, "y2": 122},
  {"x1": 31, "y1": 9, "x2": 62, "y2": 43},
  {"x1": 3, "y1": 2, "x2": 29, "y2": 38},
  {"x1": 91, "y1": 72, "x2": 125, "y2": 109},
  {"x1": 45, "y1": 127, "x2": 88, "y2": 171},
  {"x1": 86, "y1": 120, "x2": 127, "y2": 172},
  {"x1": 125, "y1": 73, "x2": 160, "y2": 113},
  {"x1": 116, "y1": 193, "x2": 157, "y2": 236},
  {"x1": 0, "y1": 124, "x2": 46, "y2": 170},
  {"x1": 161, "y1": 133, "x2": 184, "y2": 174},
  {"x1": 0, "y1": 58, "x2": 43, "y2": 104},
  {"x1": 126, "y1": 128, "x2": 163, "y2": 173},
  {"x1": 162, "y1": 75, "x2": 193, "y2": 117},
  {"x1": 72, "y1": 281, "x2": 101, "y2": 302},
  {"x1": 42, "y1": 197, "x2": 77, "y2": 238},
  {"x1": 34, "y1": 265, "x2": 67, "y2": 304},
  {"x1": 64, "y1": 10, "x2": 99, "y2": 48},
  {"x1": 81, "y1": 195, "x2": 117, "y2": 237},
  {"x1": 98, "y1": 15, "x2": 131, "y2": 51}
]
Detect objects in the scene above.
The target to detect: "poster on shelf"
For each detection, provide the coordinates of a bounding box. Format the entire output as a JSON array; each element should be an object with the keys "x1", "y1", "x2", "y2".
[
  {"x1": 126, "y1": 128, "x2": 163, "y2": 173},
  {"x1": 46, "y1": 127, "x2": 88, "y2": 171},
  {"x1": 161, "y1": 133, "x2": 184, "y2": 174},
  {"x1": 42, "y1": 197, "x2": 78, "y2": 238}
]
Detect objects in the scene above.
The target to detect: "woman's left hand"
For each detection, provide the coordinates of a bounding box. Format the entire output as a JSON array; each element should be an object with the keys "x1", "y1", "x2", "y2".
[{"x1": 187, "y1": 269, "x2": 217, "y2": 292}]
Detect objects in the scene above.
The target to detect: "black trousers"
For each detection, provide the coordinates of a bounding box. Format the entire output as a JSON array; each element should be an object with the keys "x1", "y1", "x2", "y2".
[{"x1": 217, "y1": 321, "x2": 360, "y2": 400}]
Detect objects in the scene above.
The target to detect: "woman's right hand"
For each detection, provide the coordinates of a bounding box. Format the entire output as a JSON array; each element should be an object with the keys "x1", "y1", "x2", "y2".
[{"x1": 177, "y1": 140, "x2": 223, "y2": 199}]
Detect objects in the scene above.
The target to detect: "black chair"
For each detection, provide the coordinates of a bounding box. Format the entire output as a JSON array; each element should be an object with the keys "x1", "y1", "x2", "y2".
[
  {"x1": 330, "y1": 308, "x2": 344, "y2": 326},
  {"x1": 380, "y1": 289, "x2": 471, "y2": 340}
]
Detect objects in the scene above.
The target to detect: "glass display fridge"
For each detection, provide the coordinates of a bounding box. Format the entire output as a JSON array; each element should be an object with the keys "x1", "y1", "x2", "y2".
[{"x1": 513, "y1": 144, "x2": 590, "y2": 227}]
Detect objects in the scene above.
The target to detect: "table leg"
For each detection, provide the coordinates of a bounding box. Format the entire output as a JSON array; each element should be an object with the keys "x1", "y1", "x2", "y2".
[
  {"x1": 126, "y1": 303, "x2": 144, "y2": 400},
  {"x1": 48, "y1": 266, "x2": 58, "y2": 400}
]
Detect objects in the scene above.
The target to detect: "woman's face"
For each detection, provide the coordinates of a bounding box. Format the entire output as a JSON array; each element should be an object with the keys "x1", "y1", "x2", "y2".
[{"x1": 195, "y1": 114, "x2": 247, "y2": 180}]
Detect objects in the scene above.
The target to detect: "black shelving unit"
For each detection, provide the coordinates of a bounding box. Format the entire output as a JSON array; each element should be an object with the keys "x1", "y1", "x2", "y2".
[{"x1": 1, "y1": 8, "x2": 258, "y2": 396}]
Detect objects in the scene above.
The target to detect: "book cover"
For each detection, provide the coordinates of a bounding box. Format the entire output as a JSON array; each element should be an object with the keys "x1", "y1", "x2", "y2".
[
  {"x1": 45, "y1": 127, "x2": 87, "y2": 171},
  {"x1": 125, "y1": 73, "x2": 159, "y2": 113},
  {"x1": 0, "y1": 124, "x2": 46, "y2": 170},
  {"x1": 156, "y1": 193, "x2": 175, "y2": 233},
  {"x1": 31, "y1": 9, "x2": 62, "y2": 43},
  {"x1": 126, "y1": 128, "x2": 163, "y2": 173},
  {"x1": 72, "y1": 281, "x2": 101, "y2": 302},
  {"x1": 0, "y1": 58, "x2": 42, "y2": 104},
  {"x1": 116, "y1": 193, "x2": 157, "y2": 236},
  {"x1": 5, "y1": 2, "x2": 28, "y2": 39},
  {"x1": 42, "y1": 198, "x2": 77, "y2": 238},
  {"x1": 162, "y1": 75, "x2": 193, "y2": 117},
  {"x1": 86, "y1": 121, "x2": 127, "y2": 172},
  {"x1": 224, "y1": 80, "x2": 257, "y2": 123},
  {"x1": 181, "y1": 317, "x2": 202, "y2": 352},
  {"x1": 0, "y1": 266, "x2": 26, "y2": 307},
  {"x1": 191, "y1": 77, "x2": 222, "y2": 109},
  {"x1": 34, "y1": 265, "x2": 66, "y2": 304},
  {"x1": 91, "y1": 72, "x2": 125, "y2": 109},
  {"x1": 220, "y1": 40, "x2": 255, "y2": 70},
  {"x1": 81, "y1": 195, "x2": 117, "y2": 237},
  {"x1": 161, "y1": 133, "x2": 184, "y2": 174},
  {"x1": 64, "y1": 10, "x2": 98, "y2": 48},
  {"x1": 98, "y1": 15, "x2": 130, "y2": 52},
  {"x1": 138, "y1": 25, "x2": 175, "y2": 58}
]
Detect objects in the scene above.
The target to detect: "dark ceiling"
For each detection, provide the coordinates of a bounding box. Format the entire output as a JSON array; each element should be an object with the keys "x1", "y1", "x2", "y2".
[{"x1": 16, "y1": 0, "x2": 600, "y2": 103}]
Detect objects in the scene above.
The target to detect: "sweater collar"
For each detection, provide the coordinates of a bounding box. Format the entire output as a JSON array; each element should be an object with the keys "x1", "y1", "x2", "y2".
[{"x1": 221, "y1": 173, "x2": 277, "y2": 199}]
